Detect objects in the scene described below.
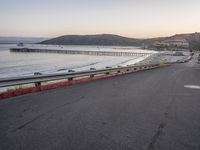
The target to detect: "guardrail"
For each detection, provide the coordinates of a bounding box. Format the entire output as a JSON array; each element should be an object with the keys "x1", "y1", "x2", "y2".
[{"x1": 0, "y1": 64, "x2": 163, "y2": 88}]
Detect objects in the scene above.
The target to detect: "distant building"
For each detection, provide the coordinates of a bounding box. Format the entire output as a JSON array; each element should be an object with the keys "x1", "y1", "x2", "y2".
[{"x1": 149, "y1": 39, "x2": 189, "y2": 50}]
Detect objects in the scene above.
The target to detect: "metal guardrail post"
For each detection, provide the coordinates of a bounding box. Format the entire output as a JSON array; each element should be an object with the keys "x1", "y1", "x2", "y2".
[
  {"x1": 35, "y1": 82, "x2": 41, "y2": 87},
  {"x1": 68, "y1": 77, "x2": 73, "y2": 81},
  {"x1": 90, "y1": 74, "x2": 95, "y2": 78},
  {"x1": 34, "y1": 72, "x2": 42, "y2": 87},
  {"x1": 90, "y1": 68, "x2": 96, "y2": 77}
]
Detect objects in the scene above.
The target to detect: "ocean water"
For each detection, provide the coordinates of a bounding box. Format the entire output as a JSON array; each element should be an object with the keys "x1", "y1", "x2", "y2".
[{"x1": 0, "y1": 44, "x2": 154, "y2": 78}]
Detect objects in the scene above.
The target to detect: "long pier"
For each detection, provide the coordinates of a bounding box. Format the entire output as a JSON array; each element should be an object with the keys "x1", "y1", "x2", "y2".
[{"x1": 10, "y1": 48, "x2": 151, "y2": 57}]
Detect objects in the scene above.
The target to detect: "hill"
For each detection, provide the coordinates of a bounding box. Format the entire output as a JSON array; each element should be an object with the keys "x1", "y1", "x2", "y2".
[
  {"x1": 39, "y1": 33, "x2": 200, "y2": 50},
  {"x1": 39, "y1": 34, "x2": 145, "y2": 46},
  {"x1": 148, "y1": 32, "x2": 200, "y2": 50},
  {"x1": 171, "y1": 32, "x2": 200, "y2": 50}
]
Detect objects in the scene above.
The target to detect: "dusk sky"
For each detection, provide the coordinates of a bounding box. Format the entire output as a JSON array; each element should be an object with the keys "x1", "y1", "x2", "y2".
[{"x1": 0, "y1": 0, "x2": 200, "y2": 38}]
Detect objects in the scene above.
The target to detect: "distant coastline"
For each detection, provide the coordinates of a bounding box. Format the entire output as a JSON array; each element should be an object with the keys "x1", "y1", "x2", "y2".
[
  {"x1": 39, "y1": 33, "x2": 200, "y2": 50},
  {"x1": 1, "y1": 32, "x2": 200, "y2": 50}
]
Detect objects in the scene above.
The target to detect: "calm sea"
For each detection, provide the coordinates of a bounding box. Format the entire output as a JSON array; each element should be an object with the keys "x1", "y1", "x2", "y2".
[{"x1": 0, "y1": 44, "x2": 153, "y2": 78}]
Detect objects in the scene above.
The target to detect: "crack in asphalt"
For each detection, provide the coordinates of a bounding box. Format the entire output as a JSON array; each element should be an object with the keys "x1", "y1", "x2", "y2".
[
  {"x1": 13, "y1": 96, "x2": 84, "y2": 132},
  {"x1": 147, "y1": 74, "x2": 178, "y2": 150},
  {"x1": 147, "y1": 123, "x2": 166, "y2": 150}
]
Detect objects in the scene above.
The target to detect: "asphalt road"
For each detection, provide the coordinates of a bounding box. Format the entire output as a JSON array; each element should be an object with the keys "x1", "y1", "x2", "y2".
[{"x1": 0, "y1": 56, "x2": 200, "y2": 150}]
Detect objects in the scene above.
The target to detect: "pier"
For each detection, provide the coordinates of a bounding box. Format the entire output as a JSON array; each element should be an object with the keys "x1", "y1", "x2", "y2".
[{"x1": 10, "y1": 48, "x2": 151, "y2": 57}]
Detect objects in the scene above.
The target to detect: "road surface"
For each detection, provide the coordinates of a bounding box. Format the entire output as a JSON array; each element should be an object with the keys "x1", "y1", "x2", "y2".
[{"x1": 0, "y1": 55, "x2": 200, "y2": 150}]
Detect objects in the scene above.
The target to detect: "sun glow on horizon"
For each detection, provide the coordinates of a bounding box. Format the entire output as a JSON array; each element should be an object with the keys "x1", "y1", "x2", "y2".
[{"x1": 0, "y1": 0, "x2": 200, "y2": 38}]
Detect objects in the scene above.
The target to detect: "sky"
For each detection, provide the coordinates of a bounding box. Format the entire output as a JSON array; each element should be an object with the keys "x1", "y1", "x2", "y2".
[{"x1": 0, "y1": 0, "x2": 200, "y2": 38}]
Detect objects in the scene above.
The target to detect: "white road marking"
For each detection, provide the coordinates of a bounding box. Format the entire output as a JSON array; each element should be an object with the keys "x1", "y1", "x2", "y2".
[{"x1": 184, "y1": 85, "x2": 200, "y2": 90}]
